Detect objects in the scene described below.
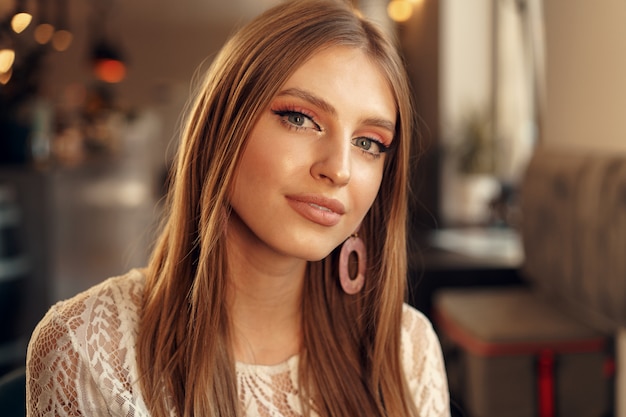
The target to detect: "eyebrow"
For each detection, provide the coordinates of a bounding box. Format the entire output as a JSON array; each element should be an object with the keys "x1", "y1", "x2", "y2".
[{"x1": 276, "y1": 87, "x2": 396, "y2": 135}]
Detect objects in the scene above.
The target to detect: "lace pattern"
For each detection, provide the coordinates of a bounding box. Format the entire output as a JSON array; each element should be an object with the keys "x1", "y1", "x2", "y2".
[{"x1": 27, "y1": 269, "x2": 450, "y2": 416}]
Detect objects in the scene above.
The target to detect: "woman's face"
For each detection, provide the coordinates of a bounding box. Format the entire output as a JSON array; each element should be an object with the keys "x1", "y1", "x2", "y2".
[{"x1": 229, "y1": 45, "x2": 396, "y2": 262}]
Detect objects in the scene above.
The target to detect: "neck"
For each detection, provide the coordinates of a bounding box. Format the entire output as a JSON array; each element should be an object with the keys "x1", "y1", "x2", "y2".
[{"x1": 226, "y1": 219, "x2": 307, "y2": 365}]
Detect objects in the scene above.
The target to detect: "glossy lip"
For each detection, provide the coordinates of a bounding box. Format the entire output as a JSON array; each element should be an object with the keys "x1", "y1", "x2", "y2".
[{"x1": 286, "y1": 194, "x2": 345, "y2": 227}]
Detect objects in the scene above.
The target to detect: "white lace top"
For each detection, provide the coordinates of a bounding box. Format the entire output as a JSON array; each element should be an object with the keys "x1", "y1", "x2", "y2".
[{"x1": 27, "y1": 269, "x2": 450, "y2": 417}]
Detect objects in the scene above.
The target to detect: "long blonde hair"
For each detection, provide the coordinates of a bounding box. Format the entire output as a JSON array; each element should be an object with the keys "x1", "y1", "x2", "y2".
[{"x1": 137, "y1": 1, "x2": 417, "y2": 416}]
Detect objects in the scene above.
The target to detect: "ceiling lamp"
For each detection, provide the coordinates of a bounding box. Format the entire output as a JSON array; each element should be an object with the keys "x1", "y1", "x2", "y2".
[
  {"x1": 0, "y1": 48, "x2": 15, "y2": 73},
  {"x1": 11, "y1": 13, "x2": 32, "y2": 34},
  {"x1": 10, "y1": 0, "x2": 32, "y2": 33},
  {"x1": 33, "y1": 0, "x2": 55, "y2": 45},
  {"x1": 0, "y1": 0, "x2": 73, "y2": 87},
  {"x1": 51, "y1": 0, "x2": 73, "y2": 51},
  {"x1": 0, "y1": 68, "x2": 12, "y2": 85},
  {"x1": 92, "y1": 40, "x2": 126, "y2": 83},
  {"x1": 52, "y1": 29, "x2": 72, "y2": 52},
  {"x1": 89, "y1": 0, "x2": 126, "y2": 83},
  {"x1": 387, "y1": 0, "x2": 413, "y2": 23},
  {"x1": 33, "y1": 22, "x2": 53, "y2": 44}
]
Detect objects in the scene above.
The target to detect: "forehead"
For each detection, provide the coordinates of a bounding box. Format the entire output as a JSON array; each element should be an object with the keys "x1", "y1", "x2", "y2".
[{"x1": 279, "y1": 45, "x2": 397, "y2": 122}]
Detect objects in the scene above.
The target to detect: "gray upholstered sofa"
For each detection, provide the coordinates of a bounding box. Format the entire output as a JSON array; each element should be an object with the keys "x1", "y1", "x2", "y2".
[{"x1": 521, "y1": 146, "x2": 626, "y2": 331}]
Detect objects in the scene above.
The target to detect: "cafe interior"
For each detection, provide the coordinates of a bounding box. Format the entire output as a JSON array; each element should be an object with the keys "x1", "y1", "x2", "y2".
[{"x1": 0, "y1": 0, "x2": 625, "y2": 416}]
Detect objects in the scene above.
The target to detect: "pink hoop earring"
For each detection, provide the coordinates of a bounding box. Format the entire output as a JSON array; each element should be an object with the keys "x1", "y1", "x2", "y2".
[{"x1": 339, "y1": 234, "x2": 366, "y2": 294}]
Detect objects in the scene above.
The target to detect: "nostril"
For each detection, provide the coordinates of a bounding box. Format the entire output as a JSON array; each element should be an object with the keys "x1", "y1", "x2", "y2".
[{"x1": 310, "y1": 158, "x2": 351, "y2": 185}]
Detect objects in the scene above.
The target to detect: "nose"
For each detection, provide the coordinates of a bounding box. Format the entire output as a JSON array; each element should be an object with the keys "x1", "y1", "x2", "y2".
[{"x1": 310, "y1": 132, "x2": 351, "y2": 186}]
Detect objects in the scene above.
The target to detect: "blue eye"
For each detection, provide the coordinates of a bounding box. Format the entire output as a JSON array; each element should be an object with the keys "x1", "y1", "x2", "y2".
[
  {"x1": 287, "y1": 113, "x2": 306, "y2": 126},
  {"x1": 272, "y1": 109, "x2": 320, "y2": 131},
  {"x1": 352, "y1": 137, "x2": 387, "y2": 155},
  {"x1": 355, "y1": 138, "x2": 373, "y2": 151}
]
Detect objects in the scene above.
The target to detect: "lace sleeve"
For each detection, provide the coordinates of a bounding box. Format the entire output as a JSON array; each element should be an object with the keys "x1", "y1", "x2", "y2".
[
  {"x1": 27, "y1": 272, "x2": 149, "y2": 417},
  {"x1": 26, "y1": 304, "x2": 110, "y2": 417},
  {"x1": 401, "y1": 305, "x2": 451, "y2": 417}
]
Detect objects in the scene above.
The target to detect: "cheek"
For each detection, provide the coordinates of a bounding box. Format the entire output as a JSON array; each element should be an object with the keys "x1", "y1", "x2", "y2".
[
  {"x1": 241, "y1": 120, "x2": 305, "y2": 178},
  {"x1": 237, "y1": 134, "x2": 278, "y2": 185},
  {"x1": 352, "y1": 163, "x2": 385, "y2": 214},
  {"x1": 229, "y1": 136, "x2": 271, "y2": 204}
]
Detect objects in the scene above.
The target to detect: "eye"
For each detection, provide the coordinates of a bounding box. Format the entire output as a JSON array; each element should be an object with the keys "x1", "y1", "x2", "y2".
[
  {"x1": 287, "y1": 113, "x2": 307, "y2": 126},
  {"x1": 272, "y1": 109, "x2": 320, "y2": 131},
  {"x1": 352, "y1": 137, "x2": 388, "y2": 155}
]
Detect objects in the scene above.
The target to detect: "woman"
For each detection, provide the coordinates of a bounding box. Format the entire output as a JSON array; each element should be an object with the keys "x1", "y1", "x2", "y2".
[{"x1": 27, "y1": 0, "x2": 450, "y2": 416}]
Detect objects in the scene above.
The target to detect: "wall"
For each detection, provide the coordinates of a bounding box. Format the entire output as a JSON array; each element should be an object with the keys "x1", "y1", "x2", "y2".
[
  {"x1": 440, "y1": 0, "x2": 492, "y2": 135},
  {"x1": 397, "y1": 0, "x2": 442, "y2": 233},
  {"x1": 543, "y1": 0, "x2": 626, "y2": 154},
  {"x1": 438, "y1": 0, "x2": 499, "y2": 225}
]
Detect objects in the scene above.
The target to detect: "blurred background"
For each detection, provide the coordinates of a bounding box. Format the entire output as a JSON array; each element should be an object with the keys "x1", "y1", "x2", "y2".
[{"x1": 1, "y1": 0, "x2": 625, "y2": 415}]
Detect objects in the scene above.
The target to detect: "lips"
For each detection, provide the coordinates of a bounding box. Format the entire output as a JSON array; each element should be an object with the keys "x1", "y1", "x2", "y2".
[{"x1": 286, "y1": 194, "x2": 345, "y2": 227}]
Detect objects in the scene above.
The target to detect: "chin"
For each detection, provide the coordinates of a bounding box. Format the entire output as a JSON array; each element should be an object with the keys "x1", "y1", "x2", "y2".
[
  {"x1": 294, "y1": 249, "x2": 332, "y2": 263},
  {"x1": 270, "y1": 231, "x2": 343, "y2": 262},
  {"x1": 287, "y1": 245, "x2": 336, "y2": 263},
  {"x1": 305, "y1": 253, "x2": 332, "y2": 262}
]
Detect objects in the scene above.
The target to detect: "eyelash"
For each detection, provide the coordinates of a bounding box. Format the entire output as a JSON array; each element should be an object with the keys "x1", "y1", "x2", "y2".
[
  {"x1": 272, "y1": 108, "x2": 321, "y2": 132},
  {"x1": 271, "y1": 107, "x2": 391, "y2": 158},
  {"x1": 352, "y1": 137, "x2": 390, "y2": 159}
]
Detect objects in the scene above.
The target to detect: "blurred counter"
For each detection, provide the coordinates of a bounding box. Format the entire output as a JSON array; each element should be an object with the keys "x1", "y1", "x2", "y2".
[
  {"x1": 0, "y1": 157, "x2": 162, "y2": 372},
  {"x1": 409, "y1": 227, "x2": 526, "y2": 318}
]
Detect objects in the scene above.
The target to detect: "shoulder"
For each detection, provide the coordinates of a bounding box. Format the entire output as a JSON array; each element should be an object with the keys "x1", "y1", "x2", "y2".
[
  {"x1": 39, "y1": 269, "x2": 146, "y2": 347},
  {"x1": 34, "y1": 267, "x2": 146, "y2": 369},
  {"x1": 27, "y1": 269, "x2": 148, "y2": 416},
  {"x1": 401, "y1": 303, "x2": 435, "y2": 340},
  {"x1": 52, "y1": 268, "x2": 145, "y2": 326},
  {"x1": 400, "y1": 304, "x2": 443, "y2": 370},
  {"x1": 400, "y1": 304, "x2": 451, "y2": 416},
  {"x1": 29, "y1": 267, "x2": 146, "y2": 359}
]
